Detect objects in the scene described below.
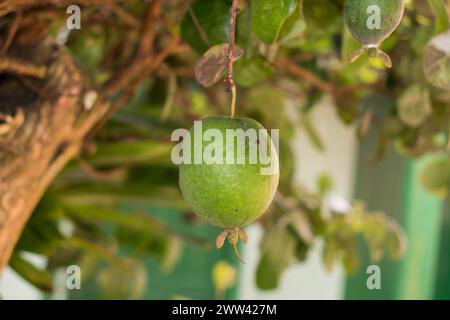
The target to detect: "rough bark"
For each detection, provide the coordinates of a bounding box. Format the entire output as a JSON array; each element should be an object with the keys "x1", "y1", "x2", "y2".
[
  {"x1": 0, "y1": 0, "x2": 179, "y2": 273},
  {"x1": 0, "y1": 39, "x2": 110, "y2": 271}
]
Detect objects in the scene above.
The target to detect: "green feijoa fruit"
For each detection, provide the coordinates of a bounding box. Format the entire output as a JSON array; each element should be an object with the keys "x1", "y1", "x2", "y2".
[
  {"x1": 344, "y1": 0, "x2": 405, "y2": 67},
  {"x1": 178, "y1": 115, "x2": 279, "y2": 261},
  {"x1": 179, "y1": 116, "x2": 279, "y2": 230},
  {"x1": 344, "y1": 0, "x2": 405, "y2": 45}
]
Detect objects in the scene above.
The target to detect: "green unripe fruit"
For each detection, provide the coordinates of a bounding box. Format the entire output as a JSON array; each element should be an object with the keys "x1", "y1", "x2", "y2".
[
  {"x1": 344, "y1": 0, "x2": 404, "y2": 46},
  {"x1": 344, "y1": 0, "x2": 405, "y2": 67},
  {"x1": 179, "y1": 116, "x2": 279, "y2": 229}
]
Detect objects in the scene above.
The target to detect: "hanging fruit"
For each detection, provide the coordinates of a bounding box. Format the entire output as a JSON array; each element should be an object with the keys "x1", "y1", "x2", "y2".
[
  {"x1": 344, "y1": 0, "x2": 405, "y2": 67},
  {"x1": 178, "y1": 0, "x2": 280, "y2": 262}
]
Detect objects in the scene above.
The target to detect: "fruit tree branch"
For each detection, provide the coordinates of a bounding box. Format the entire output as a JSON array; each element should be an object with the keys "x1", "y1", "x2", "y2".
[
  {"x1": 0, "y1": 56, "x2": 47, "y2": 78},
  {"x1": 273, "y1": 58, "x2": 335, "y2": 94},
  {"x1": 227, "y1": 0, "x2": 239, "y2": 118},
  {"x1": 0, "y1": 39, "x2": 110, "y2": 271},
  {"x1": 0, "y1": 1, "x2": 178, "y2": 272}
]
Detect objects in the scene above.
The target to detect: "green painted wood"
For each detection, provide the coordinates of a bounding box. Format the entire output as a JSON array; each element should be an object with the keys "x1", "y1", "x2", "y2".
[
  {"x1": 133, "y1": 205, "x2": 241, "y2": 300},
  {"x1": 434, "y1": 199, "x2": 450, "y2": 299},
  {"x1": 69, "y1": 205, "x2": 240, "y2": 300},
  {"x1": 395, "y1": 156, "x2": 443, "y2": 299},
  {"x1": 345, "y1": 136, "x2": 407, "y2": 300},
  {"x1": 345, "y1": 132, "x2": 443, "y2": 300}
]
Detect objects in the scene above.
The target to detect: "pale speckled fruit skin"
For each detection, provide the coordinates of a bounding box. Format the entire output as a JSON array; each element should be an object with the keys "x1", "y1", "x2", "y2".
[
  {"x1": 344, "y1": 0, "x2": 405, "y2": 45},
  {"x1": 179, "y1": 116, "x2": 279, "y2": 228}
]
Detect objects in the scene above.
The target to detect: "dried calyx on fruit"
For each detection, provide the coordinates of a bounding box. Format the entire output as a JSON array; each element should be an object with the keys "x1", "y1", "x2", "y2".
[{"x1": 344, "y1": 0, "x2": 405, "y2": 68}]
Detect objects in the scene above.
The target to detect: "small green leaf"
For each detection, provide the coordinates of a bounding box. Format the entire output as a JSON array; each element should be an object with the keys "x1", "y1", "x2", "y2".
[
  {"x1": 234, "y1": 57, "x2": 273, "y2": 87},
  {"x1": 397, "y1": 85, "x2": 432, "y2": 128},
  {"x1": 277, "y1": 0, "x2": 306, "y2": 46},
  {"x1": 427, "y1": 0, "x2": 450, "y2": 34},
  {"x1": 86, "y1": 140, "x2": 173, "y2": 167},
  {"x1": 9, "y1": 253, "x2": 53, "y2": 292},
  {"x1": 342, "y1": 241, "x2": 360, "y2": 274},
  {"x1": 287, "y1": 211, "x2": 314, "y2": 244},
  {"x1": 362, "y1": 213, "x2": 388, "y2": 262},
  {"x1": 68, "y1": 30, "x2": 105, "y2": 73},
  {"x1": 424, "y1": 30, "x2": 450, "y2": 90},
  {"x1": 323, "y1": 240, "x2": 337, "y2": 271},
  {"x1": 180, "y1": 0, "x2": 230, "y2": 53},
  {"x1": 251, "y1": 0, "x2": 298, "y2": 44},
  {"x1": 419, "y1": 154, "x2": 450, "y2": 198},
  {"x1": 301, "y1": 113, "x2": 325, "y2": 152},
  {"x1": 386, "y1": 222, "x2": 407, "y2": 260},
  {"x1": 256, "y1": 226, "x2": 296, "y2": 290},
  {"x1": 294, "y1": 238, "x2": 309, "y2": 261},
  {"x1": 212, "y1": 260, "x2": 237, "y2": 295},
  {"x1": 96, "y1": 262, "x2": 147, "y2": 299},
  {"x1": 317, "y1": 173, "x2": 333, "y2": 195},
  {"x1": 60, "y1": 182, "x2": 186, "y2": 208}
]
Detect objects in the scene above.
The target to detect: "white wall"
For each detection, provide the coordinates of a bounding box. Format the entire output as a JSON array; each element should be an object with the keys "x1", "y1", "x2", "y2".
[
  {"x1": 0, "y1": 253, "x2": 45, "y2": 300},
  {"x1": 239, "y1": 97, "x2": 357, "y2": 299}
]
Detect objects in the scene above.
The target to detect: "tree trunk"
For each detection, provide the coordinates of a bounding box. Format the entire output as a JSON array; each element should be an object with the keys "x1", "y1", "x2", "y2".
[{"x1": 0, "y1": 39, "x2": 110, "y2": 271}]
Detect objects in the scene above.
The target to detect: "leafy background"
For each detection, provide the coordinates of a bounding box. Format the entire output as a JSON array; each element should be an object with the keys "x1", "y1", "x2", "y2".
[{"x1": 7, "y1": 0, "x2": 450, "y2": 299}]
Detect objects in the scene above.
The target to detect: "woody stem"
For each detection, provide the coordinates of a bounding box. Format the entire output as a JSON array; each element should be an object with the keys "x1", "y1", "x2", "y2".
[{"x1": 227, "y1": 0, "x2": 239, "y2": 118}]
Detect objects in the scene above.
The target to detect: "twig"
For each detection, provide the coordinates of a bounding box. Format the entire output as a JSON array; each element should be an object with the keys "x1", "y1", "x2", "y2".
[
  {"x1": 273, "y1": 58, "x2": 335, "y2": 94},
  {"x1": 107, "y1": 4, "x2": 140, "y2": 29},
  {"x1": 79, "y1": 159, "x2": 125, "y2": 180},
  {"x1": 138, "y1": 0, "x2": 162, "y2": 56},
  {"x1": 0, "y1": 56, "x2": 46, "y2": 78},
  {"x1": 226, "y1": 0, "x2": 239, "y2": 118},
  {"x1": 89, "y1": 36, "x2": 180, "y2": 139},
  {"x1": 108, "y1": 37, "x2": 179, "y2": 117},
  {"x1": 103, "y1": 1, "x2": 162, "y2": 96},
  {"x1": 187, "y1": 3, "x2": 210, "y2": 48},
  {"x1": 1, "y1": 9, "x2": 22, "y2": 56},
  {"x1": 161, "y1": 70, "x2": 177, "y2": 121}
]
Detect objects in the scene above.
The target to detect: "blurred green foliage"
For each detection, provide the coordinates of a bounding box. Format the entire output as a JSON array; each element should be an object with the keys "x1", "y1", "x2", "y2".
[{"x1": 10, "y1": 0, "x2": 450, "y2": 298}]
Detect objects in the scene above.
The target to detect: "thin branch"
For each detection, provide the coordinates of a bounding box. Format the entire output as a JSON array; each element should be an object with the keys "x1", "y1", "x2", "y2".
[
  {"x1": 138, "y1": 0, "x2": 162, "y2": 56},
  {"x1": 1, "y1": 9, "x2": 22, "y2": 55},
  {"x1": 187, "y1": 3, "x2": 210, "y2": 48},
  {"x1": 79, "y1": 159, "x2": 125, "y2": 180},
  {"x1": 103, "y1": 0, "x2": 163, "y2": 96},
  {"x1": 0, "y1": 56, "x2": 46, "y2": 78},
  {"x1": 89, "y1": 36, "x2": 180, "y2": 139},
  {"x1": 161, "y1": 70, "x2": 177, "y2": 121},
  {"x1": 274, "y1": 58, "x2": 377, "y2": 102},
  {"x1": 111, "y1": 36, "x2": 179, "y2": 115},
  {"x1": 107, "y1": 4, "x2": 140, "y2": 30},
  {"x1": 227, "y1": 0, "x2": 239, "y2": 118},
  {"x1": 273, "y1": 58, "x2": 335, "y2": 94}
]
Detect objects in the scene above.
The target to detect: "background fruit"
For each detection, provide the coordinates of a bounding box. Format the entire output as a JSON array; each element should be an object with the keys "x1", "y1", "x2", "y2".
[
  {"x1": 344, "y1": 0, "x2": 405, "y2": 46},
  {"x1": 419, "y1": 154, "x2": 450, "y2": 198},
  {"x1": 179, "y1": 116, "x2": 279, "y2": 229}
]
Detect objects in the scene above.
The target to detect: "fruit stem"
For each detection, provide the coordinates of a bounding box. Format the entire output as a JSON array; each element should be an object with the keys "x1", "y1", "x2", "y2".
[
  {"x1": 230, "y1": 83, "x2": 237, "y2": 118},
  {"x1": 232, "y1": 243, "x2": 245, "y2": 264},
  {"x1": 227, "y1": 0, "x2": 239, "y2": 118}
]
